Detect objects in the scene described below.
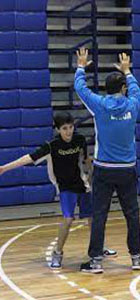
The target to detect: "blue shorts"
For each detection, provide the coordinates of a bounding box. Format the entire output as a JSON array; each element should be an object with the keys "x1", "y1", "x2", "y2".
[{"x1": 60, "y1": 191, "x2": 93, "y2": 218}]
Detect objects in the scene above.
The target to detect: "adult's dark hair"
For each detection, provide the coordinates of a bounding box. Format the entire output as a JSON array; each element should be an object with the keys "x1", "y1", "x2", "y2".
[
  {"x1": 105, "y1": 71, "x2": 127, "y2": 94},
  {"x1": 54, "y1": 112, "x2": 74, "y2": 129}
]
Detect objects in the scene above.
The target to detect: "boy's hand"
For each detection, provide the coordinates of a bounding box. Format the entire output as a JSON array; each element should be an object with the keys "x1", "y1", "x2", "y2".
[
  {"x1": 76, "y1": 48, "x2": 93, "y2": 68},
  {"x1": 114, "y1": 53, "x2": 131, "y2": 75},
  {"x1": 0, "y1": 166, "x2": 6, "y2": 175}
]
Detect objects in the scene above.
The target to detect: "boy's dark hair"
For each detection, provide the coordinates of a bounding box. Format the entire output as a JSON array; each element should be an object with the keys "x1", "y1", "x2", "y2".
[
  {"x1": 54, "y1": 112, "x2": 74, "y2": 129},
  {"x1": 105, "y1": 71, "x2": 126, "y2": 94}
]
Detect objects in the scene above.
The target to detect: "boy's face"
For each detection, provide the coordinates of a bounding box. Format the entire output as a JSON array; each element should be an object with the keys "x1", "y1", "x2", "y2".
[{"x1": 57, "y1": 123, "x2": 74, "y2": 142}]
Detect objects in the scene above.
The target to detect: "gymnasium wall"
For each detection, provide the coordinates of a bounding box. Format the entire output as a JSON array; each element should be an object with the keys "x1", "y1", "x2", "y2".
[{"x1": 0, "y1": 0, "x2": 56, "y2": 206}]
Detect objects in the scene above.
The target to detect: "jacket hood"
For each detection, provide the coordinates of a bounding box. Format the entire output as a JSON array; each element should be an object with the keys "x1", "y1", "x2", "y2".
[{"x1": 102, "y1": 94, "x2": 129, "y2": 117}]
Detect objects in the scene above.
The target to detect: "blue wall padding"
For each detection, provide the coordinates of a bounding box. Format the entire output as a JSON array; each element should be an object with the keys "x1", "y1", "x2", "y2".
[
  {"x1": 23, "y1": 166, "x2": 50, "y2": 184},
  {"x1": 0, "y1": 168, "x2": 23, "y2": 187},
  {"x1": 17, "y1": 50, "x2": 49, "y2": 69},
  {"x1": 136, "y1": 124, "x2": 140, "y2": 140},
  {"x1": 0, "y1": 148, "x2": 22, "y2": 164},
  {"x1": 0, "y1": 129, "x2": 21, "y2": 147},
  {"x1": 0, "y1": 0, "x2": 15, "y2": 12},
  {"x1": 132, "y1": 0, "x2": 140, "y2": 13},
  {"x1": 23, "y1": 184, "x2": 56, "y2": 204},
  {"x1": 136, "y1": 142, "x2": 140, "y2": 158},
  {"x1": 21, "y1": 127, "x2": 53, "y2": 146},
  {"x1": 18, "y1": 70, "x2": 50, "y2": 88},
  {"x1": 0, "y1": 90, "x2": 19, "y2": 108},
  {"x1": 132, "y1": 51, "x2": 140, "y2": 68},
  {"x1": 0, "y1": 32, "x2": 16, "y2": 50},
  {"x1": 0, "y1": 187, "x2": 23, "y2": 206},
  {"x1": 132, "y1": 15, "x2": 140, "y2": 32},
  {"x1": 133, "y1": 69, "x2": 140, "y2": 83},
  {"x1": 15, "y1": 12, "x2": 47, "y2": 31},
  {"x1": 0, "y1": 71, "x2": 17, "y2": 89},
  {"x1": 137, "y1": 160, "x2": 140, "y2": 176},
  {"x1": 0, "y1": 51, "x2": 16, "y2": 69},
  {"x1": 0, "y1": 109, "x2": 21, "y2": 128},
  {"x1": 19, "y1": 89, "x2": 51, "y2": 108},
  {"x1": 137, "y1": 108, "x2": 140, "y2": 122},
  {"x1": 16, "y1": 0, "x2": 48, "y2": 12},
  {"x1": 132, "y1": 33, "x2": 140, "y2": 50},
  {"x1": 16, "y1": 32, "x2": 48, "y2": 50},
  {"x1": 21, "y1": 108, "x2": 53, "y2": 127},
  {"x1": 137, "y1": 179, "x2": 140, "y2": 194},
  {"x1": 0, "y1": 13, "x2": 15, "y2": 30}
]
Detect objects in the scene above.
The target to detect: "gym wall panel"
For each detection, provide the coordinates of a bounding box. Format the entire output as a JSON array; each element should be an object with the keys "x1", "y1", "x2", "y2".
[
  {"x1": 17, "y1": 51, "x2": 49, "y2": 69},
  {"x1": 16, "y1": 32, "x2": 48, "y2": 50},
  {"x1": 15, "y1": 12, "x2": 47, "y2": 31},
  {"x1": 21, "y1": 108, "x2": 53, "y2": 127},
  {"x1": 16, "y1": 0, "x2": 48, "y2": 12},
  {"x1": 0, "y1": 0, "x2": 54, "y2": 205},
  {"x1": 0, "y1": 90, "x2": 19, "y2": 108}
]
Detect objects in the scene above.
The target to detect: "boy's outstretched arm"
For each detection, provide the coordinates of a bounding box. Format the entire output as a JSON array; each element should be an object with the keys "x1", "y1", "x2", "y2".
[{"x1": 0, "y1": 154, "x2": 33, "y2": 175}]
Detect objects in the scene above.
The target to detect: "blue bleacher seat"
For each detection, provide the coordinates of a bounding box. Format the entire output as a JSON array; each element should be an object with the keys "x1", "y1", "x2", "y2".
[
  {"x1": 23, "y1": 184, "x2": 55, "y2": 204},
  {"x1": 132, "y1": 51, "x2": 140, "y2": 68},
  {"x1": 21, "y1": 108, "x2": 53, "y2": 127},
  {"x1": 0, "y1": 129, "x2": 21, "y2": 147},
  {"x1": 0, "y1": 0, "x2": 15, "y2": 12},
  {"x1": 0, "y1": 147, "x2": 22, "y2": 164},
  {"x1": 132, "y1": 33, "x2": 140, "y2": 50},
  {"x1": 0, "y1": 90, "x2": 19, "y2": 108},
  {"x1": 0, "y1": 70, "x2": 17, "y2": 89},
  {"x1": 15, "y1": 12, "x2": 47, "y2": 31},
  {"x1": 16, "y1": 32, "x2": 48, "y2": 50},
  {"x1": 0, "y1": 51, "x2": 16, "y2": 69},
  {"x1": 0, "y1": 169, "x2": 23, "y2": 187},
  {"x1": 17, "y1": 50, "x2": 49, "y2": 69},
  {"x1": 21, "y1": 127, "x2": 53, "y2": 146},
  {"x1": 18, "y1": 70, "x2": 50, "y2": 89},
  {"x1": 23, "y1": 166, "x2": 50, "y2": 184},
  {"x1": 19, "y1": 88, "x2": 51, "y2": 108},
  {"x1": 16, "y1": 0, "x2": 48, "y2": 12},
  {"x1": 0, "y1": 109, "x2": 21, "y2": 128},
  {"x1": 0, "y1": 187, "x2": 23, "y2": 206},
  {"x1": 0, "y1": 32, "x2": 16, "y2": 50},
  {"x1": 0, "y1": 13, "x2": 15, "y2": 31},
  {"x1": 132, "y1": 0, "x2": 140, "y2": 13},
  {"x1": 133, "y1": 69, "x2": 140, "y2": 84}
]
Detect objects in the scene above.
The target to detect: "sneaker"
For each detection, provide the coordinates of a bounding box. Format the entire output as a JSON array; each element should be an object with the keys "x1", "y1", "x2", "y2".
[
  {"x1": 131, "y1": 254, "x2": 140, "y2": 270},
  {"x1": 103, "y1": 248, "x2": 117, "y2": 258},
  {"x1": 50, "y1": 250, "x2": 63, "y2": 269},
  {"x1": 80, "y1": 258, "x2": 104, "y2": 274}
]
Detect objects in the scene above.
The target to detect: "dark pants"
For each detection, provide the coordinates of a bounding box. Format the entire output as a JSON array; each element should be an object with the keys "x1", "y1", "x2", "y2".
[{"x1": 88, "y1": 166, "x2": 140, "y2": 258}]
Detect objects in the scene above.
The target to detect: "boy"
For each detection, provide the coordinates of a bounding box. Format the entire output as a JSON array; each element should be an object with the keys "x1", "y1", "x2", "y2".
[{"x1": 0, "y1": 112, "x2": 117, "y2": 269}]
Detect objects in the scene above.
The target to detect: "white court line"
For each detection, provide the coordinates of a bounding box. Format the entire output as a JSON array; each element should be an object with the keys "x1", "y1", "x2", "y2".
[
  {"x1": 130, "y1": 275, "x2": 140, "y2": 300},
  {"x1": 0, "y1": 215, "x2": 125, "y2": 231},
  {"x1": 46, "y1": 224, "x2": 107, "y2": 300},
  {"x1": 0, "y1": 225, "x2": 41, "y2": 300}
]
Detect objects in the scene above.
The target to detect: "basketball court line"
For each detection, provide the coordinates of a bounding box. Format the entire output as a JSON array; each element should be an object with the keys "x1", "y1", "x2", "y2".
[
  {"x1": 0, "y1": 223, "x2": 107, "y2": 300},
  {"x1": 0, "y1": 215, "x2": 125, "y2": 231},
  {"x1": 1, "y1": 217, "x2": 139, "y2": 300},
  {"x1": 130, "y1": 275, "x2": 140, "y2": 300},
  {"x1": 46, "y1": 224, "x2": 107, "y2": 300}
]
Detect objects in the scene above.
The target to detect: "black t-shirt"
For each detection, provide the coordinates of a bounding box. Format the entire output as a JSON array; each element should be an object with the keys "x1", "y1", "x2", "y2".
[{"x1": 30, "y1": 134, "x2": 89, "y2": 193}]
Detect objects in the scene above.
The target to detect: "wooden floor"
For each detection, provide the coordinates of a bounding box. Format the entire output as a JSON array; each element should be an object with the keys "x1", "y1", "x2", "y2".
[{"x1": 0, "y1": 211, "x2": 140, "y2": 300}]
